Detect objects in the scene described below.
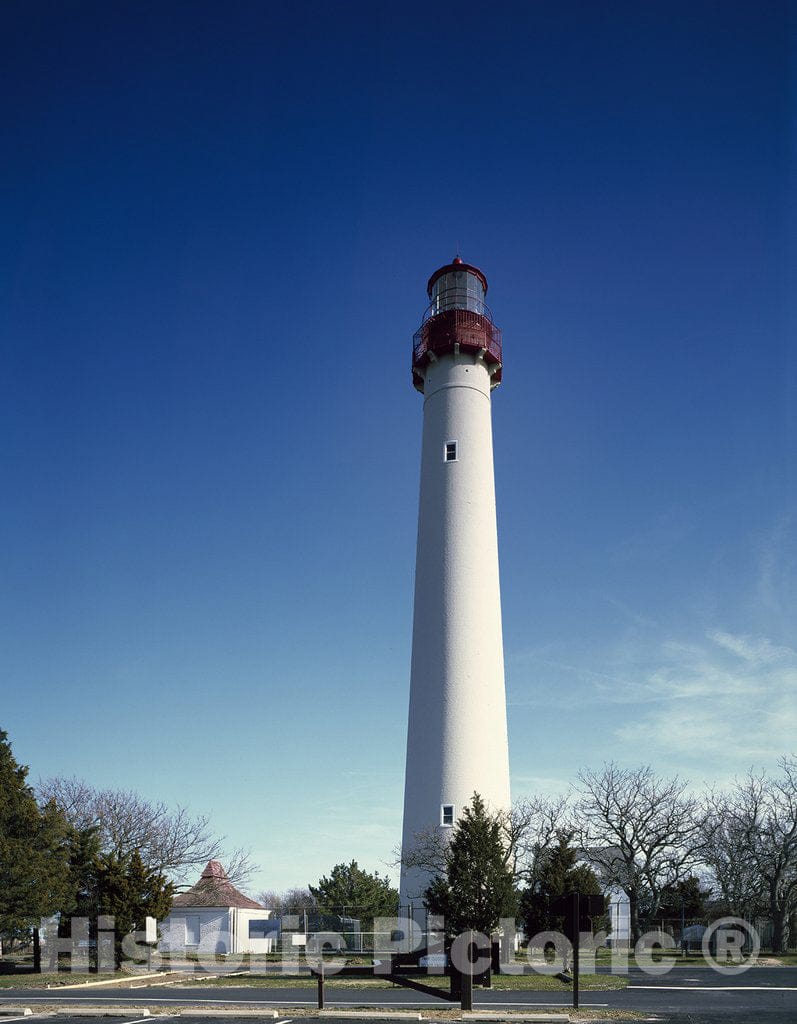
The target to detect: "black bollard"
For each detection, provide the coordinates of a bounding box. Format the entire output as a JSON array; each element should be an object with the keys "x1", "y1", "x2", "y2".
[{"x1": 460, "y1": 965, "x2": 473, "y2": 1011}]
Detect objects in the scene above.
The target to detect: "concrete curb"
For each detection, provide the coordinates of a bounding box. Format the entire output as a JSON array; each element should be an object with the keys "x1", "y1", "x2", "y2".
[
  {"x1": 318, "y1": 1014, "x2": 423, "y2": 1021},
  {"x1": 461, "y1": 1015, "x2": 570, "y2": 1022},
  {"x1": 53, "y1": 1010, "x2": 151, "y2": 1017},
  {"x1": 127, "y1": 976, "x2": 209, "y2": 990},
  {"x1": 179, "y1": 1013, "x2": 278, "y2": 1018},
  {"x1": 46, "y1": 973, "x2": 187, "y2": 991}
]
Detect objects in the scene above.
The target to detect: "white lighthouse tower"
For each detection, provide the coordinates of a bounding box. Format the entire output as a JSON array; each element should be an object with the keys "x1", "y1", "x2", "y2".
[{"x1": 399, "y1": 257, "x2": 511, "y2": 914}]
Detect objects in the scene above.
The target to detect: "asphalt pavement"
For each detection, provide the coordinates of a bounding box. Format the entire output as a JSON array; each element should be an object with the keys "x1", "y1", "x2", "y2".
[{"x1": 0, "y1": 967, "x2": 794, "y2": 1022}]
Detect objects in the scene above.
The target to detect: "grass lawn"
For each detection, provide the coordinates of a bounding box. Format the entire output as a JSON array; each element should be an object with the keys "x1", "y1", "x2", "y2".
[
  {"x1": 173, "y1": 972, "x2": 628, "y2": 992},
  {"x1": 589, "y1": 949, "x2": 795, "y2": 968}
]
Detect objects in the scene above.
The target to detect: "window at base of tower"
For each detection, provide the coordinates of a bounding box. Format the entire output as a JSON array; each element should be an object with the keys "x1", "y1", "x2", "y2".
[
  {"x1": 441, "y1": 803, "x2": 455, "y2": 826},
  {"x1": 444, "y1": 441, "x2": 458, "y2": 462}
]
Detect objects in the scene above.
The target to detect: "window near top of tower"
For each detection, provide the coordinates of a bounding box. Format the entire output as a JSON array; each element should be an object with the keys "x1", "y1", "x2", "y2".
[
  {"x1": 441, "y1": 804, "x2": 455, "y2": 827},
  {"x1": 444, "y1": 441, "x2": 458, "y2": 462}
]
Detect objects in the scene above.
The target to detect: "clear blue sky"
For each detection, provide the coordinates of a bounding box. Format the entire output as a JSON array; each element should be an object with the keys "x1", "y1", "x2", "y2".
[{"x1": 2, "y1": 1, "x2": 794, "y2": 895}]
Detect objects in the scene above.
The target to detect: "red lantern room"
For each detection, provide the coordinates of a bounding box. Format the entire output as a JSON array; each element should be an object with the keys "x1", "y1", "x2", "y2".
[{"x1": 412, "y1": 256, "x2": 503, "y2": 392}]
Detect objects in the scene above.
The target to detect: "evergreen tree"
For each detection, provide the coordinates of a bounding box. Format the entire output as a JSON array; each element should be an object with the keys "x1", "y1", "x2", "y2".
[
  {"x1": 0, "y1": 729, "x2": 71, "y2": 943},
  {"x1": 309, "y1": 861, "x2": 397, "y2": 931},
  {"x1": 94, "y1": 850, "x2": 173, "y2": 967},
  {"x1": 55, "y1": 836, "x2": 173, "y2": 970},
  {"x1": 61, "y1": 826, "x2": 103, "y2": 920},
  {"x1": 519, "y1": 831, "x2": 606, "y2": 938},
  {"x1": 657, "y1": 875, "x2": 710, "y2": 921},
  {"x1": 424, "y1": 793, "x2": 517, "y2": 939}
]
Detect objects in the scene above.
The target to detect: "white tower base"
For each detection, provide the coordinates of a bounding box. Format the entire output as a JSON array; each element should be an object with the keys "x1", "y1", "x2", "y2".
[{"x1": 399, "y1": 344, "x2": 510, "y2": 912}]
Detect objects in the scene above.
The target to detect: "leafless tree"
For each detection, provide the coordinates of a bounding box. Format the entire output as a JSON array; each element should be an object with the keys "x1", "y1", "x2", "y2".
[
  {"x1": 397, "y1": 793, "x2": 570, "y2": 887},
  {"x1": 506, "y1": 794, "x2": 572, "y2": 886},
  {"x1": 700, "y1": 788, "x2": 767, "y2": 919},
  {"x1": 37, "y1": 776, "x2": 257, "y2": 886},
  {"x1": 394, "y1": 824, "x2": 449, "y2": 878},
  {"x1": 574, "y1": 763, "x2": 702, "y2": 943},
  {"x1": 257, "y1": 887, "x2": 317, "y2": 914},
  {"x1": 706, "y1": 757, "x2": 797, "y2": 952},
  {"x1": 221, "y1": 846, "x2": 259, "y2": 889}
]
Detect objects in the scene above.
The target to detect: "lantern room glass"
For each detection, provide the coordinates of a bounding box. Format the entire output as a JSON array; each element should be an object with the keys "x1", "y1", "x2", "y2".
[{"x1": 430, "y1": 270, "x2": 485, "y2": 314}]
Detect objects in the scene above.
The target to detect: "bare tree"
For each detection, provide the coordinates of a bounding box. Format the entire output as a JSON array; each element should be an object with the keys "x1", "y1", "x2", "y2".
[
  {"x1": 709, "y1": 757, "x2": 797, "y2": 952},
  {"x1": 38, "y1": 776, "x2": 257, "y2": 886},
  {"x1": 397, "y1": 794, "x2": 570, "y2": 887},
  {"x1": 700, "y1": 789, "x2": 767, "y2": 919},
  {"x1": 574, "y1": 763, "x2": 702, "y2": 943},
  {"x1": 257, "y1": 887, "x2": 317, "y2": 914},
  {"x1": 394, "y1": 824, "x2": 449, "y2": 878},
  {"x1": 506, "y1": 794, "x2": 571, "y2": 887},
  {"x1": 221, "y1": 847, "x2": 259, "y2": 889}
]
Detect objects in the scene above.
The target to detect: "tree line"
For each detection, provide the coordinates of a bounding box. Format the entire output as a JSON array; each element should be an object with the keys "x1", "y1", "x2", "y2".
[
  {"x1": 402, "y1": 758, "x2": 797, "y2": 953},
  {"x1": 2, "y1": 721, "x2": 795, "y2": 962},
  {"x1": 251, "y1": 756, "x2": 797, "y2": 956},
  {"x1": 0, "y1": 728, "x2": 255, "y2": 965}
]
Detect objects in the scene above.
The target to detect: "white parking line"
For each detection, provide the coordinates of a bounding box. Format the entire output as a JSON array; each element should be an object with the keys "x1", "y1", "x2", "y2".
[
  {"x1": 125, "y1": 1018, "x2": 177, "y2": 1024},
  {"x1": 630, "y1": 984, "x2": 797, "y2": 991}
]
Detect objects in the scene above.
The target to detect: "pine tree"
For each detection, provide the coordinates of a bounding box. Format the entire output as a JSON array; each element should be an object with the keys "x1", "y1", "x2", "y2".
[
  {"x1": 309, "y1": 861, "x2": 398, "y2": 932},
  {"x1": 519, "y1": 831, "x2": 605, "y2": 939},
  {"x1": 657, "y1": 875, "x2": 710, "y2": 921},
  {"x1": 94, "y1": 850, "x2": 174, "y2": 967},
  {"x1": 424, "y1": 793, "x2": 517, "y2": 939},
  {"x1": 0, "y1": 729, "x2": 71, "y2": 944},
  {"x1": 62, "y1": 826, "x2": 103, "y2": 921}
]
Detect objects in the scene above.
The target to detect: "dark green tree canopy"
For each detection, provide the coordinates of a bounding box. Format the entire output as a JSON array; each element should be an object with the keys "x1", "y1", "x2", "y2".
[
  {"x1": 519, "y1": 831, "x2": 606, "y2": 938},
  {"x1": 0, "y1": 729, "x2": 71, "y2": 938},
  {"x1": 424, "y1": 793, "x2": 517, "y2": 938},
  {"x1": 309, "y1": 861, "x2": 398, "y2": 926},
  {"x1": 58, "y1": 848, "x2": 174, "y2": 968},
  {"x1": 657, "y1": 874, "x2": 711, "y2": 920},
  {"x1": 95, "y1": 849, "x2": 173, "y2": 950}
]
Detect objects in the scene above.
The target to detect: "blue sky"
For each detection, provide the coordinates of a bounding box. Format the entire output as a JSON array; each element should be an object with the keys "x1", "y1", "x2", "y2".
[{"x1": 1, "y1": 1, "x2": 794, "y2": 894}]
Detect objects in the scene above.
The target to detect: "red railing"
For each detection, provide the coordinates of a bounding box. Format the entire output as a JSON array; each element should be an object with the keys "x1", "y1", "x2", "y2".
[{"x1": 413, "y1": 308, "x2": 502, "y2": 368}]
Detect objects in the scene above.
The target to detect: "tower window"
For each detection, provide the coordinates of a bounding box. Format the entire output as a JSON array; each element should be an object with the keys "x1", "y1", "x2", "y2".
[
  {"x1": 441, "y1": 804, "x2": 455, "y2": 827},
  {"x1": 444, "y1": 441, "x2": 458, "y2": 462}
]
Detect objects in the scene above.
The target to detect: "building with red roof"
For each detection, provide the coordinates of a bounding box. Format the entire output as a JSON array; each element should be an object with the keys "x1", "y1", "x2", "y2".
[{"x1": 160, "y1": 860, "x2": 276, "y2": 955}]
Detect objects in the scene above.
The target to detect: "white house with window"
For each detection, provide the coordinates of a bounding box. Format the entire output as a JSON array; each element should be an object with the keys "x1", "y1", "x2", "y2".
[{"x1": 159, "y1": 860, "x2": 275, "y2": 955}]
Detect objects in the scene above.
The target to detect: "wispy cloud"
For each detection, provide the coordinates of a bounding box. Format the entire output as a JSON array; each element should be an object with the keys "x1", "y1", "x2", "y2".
[
  {"x1": 708, "y1": 630, "x2": 795, "y2": 666},
  {"x1": 506, "y1": 511, "x2": 796, "y2": 781},
  {"x1": 611, "y1": 629, "x2": 797, "y2": 765},
  {"x1": 754, "y1": 511, "x2": 794, "y2": 628}
]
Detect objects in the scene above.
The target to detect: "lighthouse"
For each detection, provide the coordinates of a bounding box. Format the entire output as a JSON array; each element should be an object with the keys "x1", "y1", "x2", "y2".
[{"x1": 399, "y1": 257, "x2": 511, "y2": 914}]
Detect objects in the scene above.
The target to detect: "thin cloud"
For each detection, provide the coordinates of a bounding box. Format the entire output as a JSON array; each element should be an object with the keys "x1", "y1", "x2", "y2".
[
  {"x1": 612, "y1": 629, "x2": 797, "y2": 764},
  {"x1": 708, "y1": 629, "x2": 795, "y2": 665}
]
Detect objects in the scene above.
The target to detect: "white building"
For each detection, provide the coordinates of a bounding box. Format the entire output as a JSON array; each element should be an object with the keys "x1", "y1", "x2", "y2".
[
  {"x1": 399, "y1": 258, "x2": 511, "y2": 913},
  {"x1": 159, "y1": 860, "x2": 275, "y2": 955},
  {"x1": 606, "y1": 887, "x2": 631, "y2": 946}
]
